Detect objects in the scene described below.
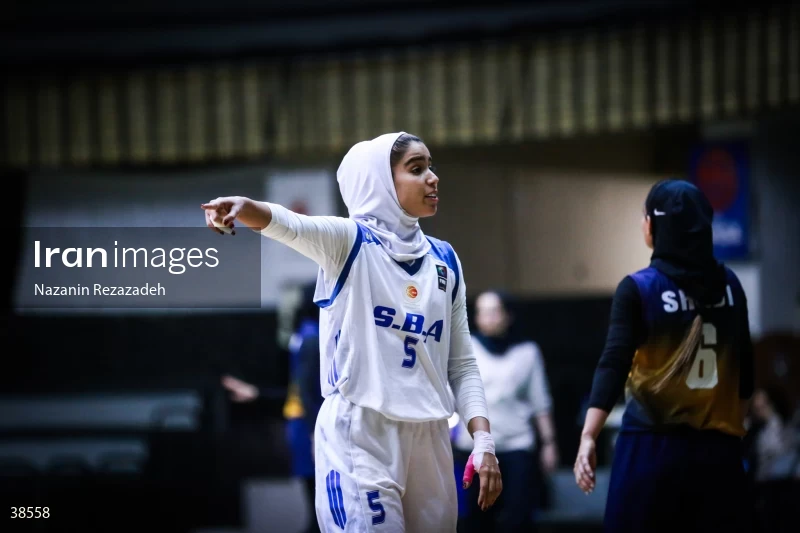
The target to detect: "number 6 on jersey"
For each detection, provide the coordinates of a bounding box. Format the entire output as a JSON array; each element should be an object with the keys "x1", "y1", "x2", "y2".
[{"x1": 686, "y1": 322, "x2": 719, "y2": 389}]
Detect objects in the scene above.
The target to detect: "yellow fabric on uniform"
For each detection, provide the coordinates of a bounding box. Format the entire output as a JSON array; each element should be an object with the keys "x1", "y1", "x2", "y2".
[
  {"x1": 283, "y1": 382, "x2": 305, "y2": 420},
  {"x1": 626, "y1": 340, "x2": 746, "y2": 436}
]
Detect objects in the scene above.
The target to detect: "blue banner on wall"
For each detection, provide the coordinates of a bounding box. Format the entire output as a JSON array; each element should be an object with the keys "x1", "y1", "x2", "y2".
[{"x1": 689, "y1": 141, "x2": 750, "y2": 260}]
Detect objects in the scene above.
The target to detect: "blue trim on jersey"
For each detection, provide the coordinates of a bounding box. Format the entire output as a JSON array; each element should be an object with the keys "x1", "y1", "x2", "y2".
[
  {"x1": 357, "y1": 224, "x2": 381, "y2": 246},
  {"x1": 335, "y1": 471, "x2": 347, "y2": 526},
  {"x1": 315, "y1": 223, "x2": 364, "y2": 309},
  {"x1": 327, "y1": 358, "x2": 339, "y2": 386},
  {"x1": 394, "y1": 257, "x2": 426, "y2": 276},
  {"x1": 326, "y1": 469, "x2": 347, "y2": 529},
  {"x1": 426, "y1": 236, "x2": 460, "y2": 304}
]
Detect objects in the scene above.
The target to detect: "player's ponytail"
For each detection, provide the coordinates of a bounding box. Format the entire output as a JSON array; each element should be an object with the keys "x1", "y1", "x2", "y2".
[{"x1": 651, "y1": 314, "x2": 704, "y2": 393}]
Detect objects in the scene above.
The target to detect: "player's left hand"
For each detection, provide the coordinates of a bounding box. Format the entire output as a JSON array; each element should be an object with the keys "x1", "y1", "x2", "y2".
[
  {"x1": 574, "y1": 434, "x2": 596, "y2": 494},
  {"x1": 463, "y1": 452, "x2": 502, "y2": 511},
  {"x1": 540, "y1": 441, "x2": 559, "y2": 474}
]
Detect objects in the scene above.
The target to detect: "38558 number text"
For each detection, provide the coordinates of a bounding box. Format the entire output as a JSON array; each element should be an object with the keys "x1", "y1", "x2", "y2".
[{"x1": 10, "y1": 507, "x2": 49, "y2": 519}]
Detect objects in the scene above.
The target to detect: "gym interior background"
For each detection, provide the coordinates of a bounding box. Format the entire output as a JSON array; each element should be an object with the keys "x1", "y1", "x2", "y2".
[{"x1": 2, "y1": 1, "x2": 798, "y2": 531}]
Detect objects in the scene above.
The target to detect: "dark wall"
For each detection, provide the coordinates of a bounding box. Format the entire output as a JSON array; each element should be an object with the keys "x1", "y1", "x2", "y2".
[
  {"x1": 753, "y1": 111, "x2": 800, "y2": 335},
  {"x1": 4, "y1": 1, "x2": 700, "y2": 66},
  {"x1": 4, "y1": 311, "x2": 286, "y2": 396}
]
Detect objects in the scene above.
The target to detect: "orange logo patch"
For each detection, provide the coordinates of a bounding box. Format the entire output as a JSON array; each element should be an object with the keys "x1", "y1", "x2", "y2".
[{"x1": 406, "y1": 285, "x2": 418, "y2": 299}]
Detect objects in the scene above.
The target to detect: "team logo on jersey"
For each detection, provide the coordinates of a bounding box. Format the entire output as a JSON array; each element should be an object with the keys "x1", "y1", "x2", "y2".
[
  {"x1": 403, "y1": 282, "x2": 421, "y2": 306},
  {"x1": 436, "y1": 265, "x2": 447, "y2": 292}
]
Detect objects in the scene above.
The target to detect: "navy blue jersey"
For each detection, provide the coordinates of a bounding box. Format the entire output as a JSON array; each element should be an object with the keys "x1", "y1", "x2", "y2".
[{"x1": 621, "y1": 266, "x2": 749, "y2": 436}]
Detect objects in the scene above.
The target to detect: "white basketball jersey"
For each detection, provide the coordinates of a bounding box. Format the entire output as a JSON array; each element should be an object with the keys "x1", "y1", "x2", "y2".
[{"x1": 313, "y1": 222, "x2": 460, "y2": 422}]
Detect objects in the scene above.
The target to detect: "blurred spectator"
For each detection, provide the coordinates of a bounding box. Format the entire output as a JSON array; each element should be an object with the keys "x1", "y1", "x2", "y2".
[
  {"x1": 743, "y1": 385, "x2": 800, "y2": 533},
  {"x1": 282, "y1": 282, "x2": 321, "y2": 533},
  {"x1": 750, "y1": 386, "x2": 793, "y2": 482},
  {"x1": 453, "y1": 290, "x2": 557, "y2": 533}
]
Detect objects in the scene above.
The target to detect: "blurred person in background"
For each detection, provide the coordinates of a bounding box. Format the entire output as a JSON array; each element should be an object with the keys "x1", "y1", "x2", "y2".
[
  {"x1": 222, "y1": 281, "x2": 322, "y2": 533},
  {"x1": 283, "y1": 281, "x2": 323, "y2": 533},
  {"x1": 203, "y1": 132, "x2": 501, "y2": 532},
  {"x1": 749, "y1": 386, "x2": 793, "y2": 482},
  {"x1": 746, "y1": 385, "x2": 799, "y2": 533},
  {"x1": 574, "y1": 179, "x2": 755, "y2": 533},
  {"x1": 453, "y1": 289, "x2": 557, "y2": 533}
]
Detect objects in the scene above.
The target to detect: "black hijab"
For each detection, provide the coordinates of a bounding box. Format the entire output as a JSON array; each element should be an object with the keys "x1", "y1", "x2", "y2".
[{"x1": 645, "y1": 179, "x2": 727, "y2": 306}]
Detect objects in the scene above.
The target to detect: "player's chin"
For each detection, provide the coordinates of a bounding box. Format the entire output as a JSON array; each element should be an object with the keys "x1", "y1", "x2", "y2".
[{"x1": 418, "y1": 200, "x2": 438, "y2": 217}]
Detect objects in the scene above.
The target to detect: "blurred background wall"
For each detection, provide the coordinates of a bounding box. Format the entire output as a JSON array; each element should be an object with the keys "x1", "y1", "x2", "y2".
[{"x1": 1, "y1": 1, "x2": 798, "y2": 531}]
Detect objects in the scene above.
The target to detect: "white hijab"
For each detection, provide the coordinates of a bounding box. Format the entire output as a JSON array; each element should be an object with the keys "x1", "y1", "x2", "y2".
[{"x1": 337, "y1": 132, "x2": 431, "y2": 262}]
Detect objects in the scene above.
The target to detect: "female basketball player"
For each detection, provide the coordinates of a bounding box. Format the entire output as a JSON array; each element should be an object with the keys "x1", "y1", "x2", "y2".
[
  {"x1": 202, "y1": 132, "x2": 502, "y2": 532},
  {"x1": 574, "y1": 179, "x2": 755, "y2": 532}
]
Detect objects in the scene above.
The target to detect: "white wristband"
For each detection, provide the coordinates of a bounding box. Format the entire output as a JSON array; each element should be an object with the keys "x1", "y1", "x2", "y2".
[{"x1": 470, "y1": 430, "x2": 497, "y2": 470}]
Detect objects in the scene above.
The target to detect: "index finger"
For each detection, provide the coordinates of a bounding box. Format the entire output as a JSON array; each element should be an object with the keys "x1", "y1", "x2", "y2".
[{"x1": 201, "y1": 199, "x2": 226, "y2": 210}]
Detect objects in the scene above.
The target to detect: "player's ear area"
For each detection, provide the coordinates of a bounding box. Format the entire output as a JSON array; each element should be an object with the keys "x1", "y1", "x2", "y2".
[{"x1": 641, "y1": 214, "x2": 654, "y2": 249}]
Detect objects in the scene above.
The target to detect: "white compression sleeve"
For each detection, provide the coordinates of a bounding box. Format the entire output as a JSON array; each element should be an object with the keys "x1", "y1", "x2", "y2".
[
  {"x1": 447, "y1": 253, "x2": 489, "y2": 423},
  {"x1": 258, "y1": 202, "x2": 357, "y2": 277}
]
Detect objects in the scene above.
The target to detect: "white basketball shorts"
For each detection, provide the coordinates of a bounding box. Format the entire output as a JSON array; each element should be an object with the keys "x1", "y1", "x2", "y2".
[{"x1": 313, "y1": 392, "x2": 458, "y2": 533}]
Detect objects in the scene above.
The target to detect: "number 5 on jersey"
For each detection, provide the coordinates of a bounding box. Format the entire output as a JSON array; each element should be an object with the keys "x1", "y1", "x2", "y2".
[
  {"x1": 366, "y1": 490, "x2": 386, "y2": 525},
  {"x1": 403, "y1": 336, "x2": 418, "y2": 368},
  {"x1": 686, "y1": 322, "x2": 719, "y2": 389}
]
